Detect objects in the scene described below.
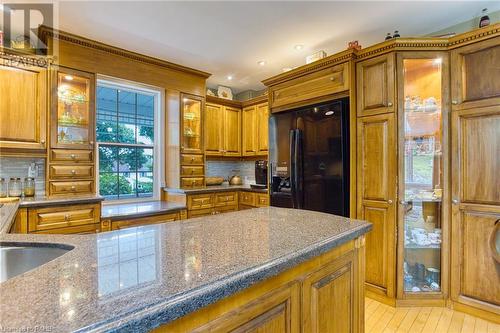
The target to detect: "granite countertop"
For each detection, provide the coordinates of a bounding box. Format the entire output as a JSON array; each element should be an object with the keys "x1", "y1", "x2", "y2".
[
  {"x1": 101, "y1": 201, "x2": 186, "y2": 221},
  {"x1": 17, "y1": 194, "x2": 104, "y2": 208},
  {"x1": 164, "y1": 183, "x2": 268, "y2": 194},
  {"x1": 0, "y1": 206, "x2": 371, "y2": 332}
]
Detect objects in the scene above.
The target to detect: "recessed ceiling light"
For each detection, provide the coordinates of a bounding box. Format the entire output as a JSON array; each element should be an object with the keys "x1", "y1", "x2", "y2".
[
  {"x1": 294, "y1": 44, "x2": 304, "y2": 50},
  {"x1": 227, "y1": 75, "x2": 233, "y2": 80},
  {"x1": 64, "y1": 75, "x2": 73, "y2": 81},
  {"x1": 282, "y1": 67, "x2": 292, "y2": 72},
  {"x1": 325, "y1": 111, "x2": 334, "y2": 116},
  {"x1": 258, "y1": 60, "x2": 266, "y2": 66}
]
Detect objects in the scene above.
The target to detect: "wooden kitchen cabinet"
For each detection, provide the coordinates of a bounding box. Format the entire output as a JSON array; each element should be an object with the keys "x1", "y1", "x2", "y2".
[
  {"x1": 242, "y1": 102, "x2": 269, "y2": 156},
  {"x1": 223, "y1": 106, "x2": 242, "y2": 156},
  {"x1": 450, "y1": 36, "x2": 500, "y2": 110},
  {"x1": 0, "y1": 64, "x2": 48, "y2": 151},
  {"x1": 450, "y1": 105, "x2": 500, "y2": 320},
  {"x1": 356, "y1": 53, "x2": 395, "y2": 117},
  {"x1": 357, "y1": 112, "x2": 397, "y2": 302},
  {"x1": 205, "y1": 103, "x2": 224, "y2": 156},
  {"x1": 104, "y1": 211, "x2": 185, "y2": 231}
]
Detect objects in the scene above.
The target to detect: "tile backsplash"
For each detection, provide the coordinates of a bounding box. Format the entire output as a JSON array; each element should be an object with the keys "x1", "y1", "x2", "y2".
[
  {"x1": 206, "y1": 161, "x2": 256, "y2": 184},
  {"x1": 0, "y1": 157, "x2": 46, "y2": 195}
]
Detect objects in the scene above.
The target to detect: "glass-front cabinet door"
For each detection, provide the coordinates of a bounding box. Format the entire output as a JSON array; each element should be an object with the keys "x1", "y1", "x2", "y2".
[
  {"x1": 52, "y1": 67, "x2": 95, "y2": 149},
  {"x1": 180, "y1": 93, "x2": 203, "y2": 154},
  {"x1": 397, "y1": 53, "x2": 449, "y2": 299}
]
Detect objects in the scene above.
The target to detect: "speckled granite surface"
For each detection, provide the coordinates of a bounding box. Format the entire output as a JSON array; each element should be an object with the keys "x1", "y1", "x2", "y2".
[
  {"x1": 164, "y1": 183, "x2": 268, "y2": 194},
  {"x1": 0, "y1": 206, "x2": 370, "y2": 332},
  {"x1": 18, "y1": 194, "x2": 104, "y2": 208},
  {"x1": 101, "y1": 201, "x2": 186, "y2": 220}
]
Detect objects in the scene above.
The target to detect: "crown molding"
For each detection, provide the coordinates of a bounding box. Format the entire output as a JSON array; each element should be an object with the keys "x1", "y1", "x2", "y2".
[
  {"x1": 38, "y1": 26, "x2": 211, "y2": 79},
  {"x1": 0, "y1": 46, "x2": 52, "y2": 69}
]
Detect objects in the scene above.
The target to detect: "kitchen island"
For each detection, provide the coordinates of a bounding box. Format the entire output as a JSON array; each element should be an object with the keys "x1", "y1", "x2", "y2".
[{"x1": 0, "y1": 204, "x2": 371, "y2": 332}]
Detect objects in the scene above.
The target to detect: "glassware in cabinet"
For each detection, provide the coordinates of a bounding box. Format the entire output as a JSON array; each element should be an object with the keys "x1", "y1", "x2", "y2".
[
  {"x1": 53, "y1": 68, "x2": 95, "y2": 149},
  {"x1": 399, "y1": 56, "x2": 447, "y2": 296},
  {"x1": 180, "y1": 94, "x2": 203, "y2": 154}
]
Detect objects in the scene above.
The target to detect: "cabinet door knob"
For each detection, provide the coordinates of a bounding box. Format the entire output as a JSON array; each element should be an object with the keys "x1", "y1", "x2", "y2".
[
  {"x1": 90, "y1": 141, "x2": 94, "y2": 145},
  {"x1": 191, "y1": 157, "x2": 195, "y2": 162},
  {"x1": 452, "y1": 100, "x2": 458, "y2": 105},
  {"x1": 399, "y1": 200, "x2": 407, "y2": 205},
  {"x1": 41, "y1": 139, "x2": 45, "y2": 144},
  {"x1": 330, "y1": 77, "x2": 335, "y2": 81},
  {"x1": 71, "y1": 185, "x2": 76, "y2": 191},
  {"x1": 388, "y1": 102, "x2": 393, "y2": 107},
  {"x1": 452, "y1": 199, "x2": 459, "y2": 205},
  {"x1": 388, "y1": 199, "x2": 393, "y2": 204},
  {"x1": 70, "y1": 154, "x2": 76, "y2": 159},
  {"x1": 71, "y1": 170, "x2": 76, "y2": 175}
]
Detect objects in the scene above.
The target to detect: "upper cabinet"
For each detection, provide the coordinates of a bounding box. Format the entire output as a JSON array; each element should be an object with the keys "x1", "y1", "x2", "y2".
[
  {"x1": 205, "y1": 103, "x2": 224, "y2": 156},
  {"x1": 356, "y1": 53, "x2": 395, "y2": 117},
  {"x1": 451, "y1": 36, "x2": 500, "y2": 110},
  {"x1": 242, "y1": 102, "x2": 268, "y2": 156},
  {"x1": 222, "y1": 106, "x2": 241, "y2": 157},
  {"x1": 52, "y1": 67, "x2": 95, "y2": 149},
  {"x1": 181, "y1": 93, "x2": 204, "y2": 154},
  {"x1": 0, "y1": 65, "x2": 48, "y2": 151}
]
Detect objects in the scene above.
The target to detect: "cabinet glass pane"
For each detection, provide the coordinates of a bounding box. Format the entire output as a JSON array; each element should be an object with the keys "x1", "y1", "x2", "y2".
[
  {"x1": 402, "y1": 58, "x2": 443, "y2": 293},
  {"x1": 182, "y1": 97, "x2": 202, "y2": 151},
  {"x1": 57, "y1": 73, "x2": 90, "y2": 145}
]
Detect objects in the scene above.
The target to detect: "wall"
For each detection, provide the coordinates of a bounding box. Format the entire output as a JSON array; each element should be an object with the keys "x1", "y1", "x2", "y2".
[
  {"x1": 428, "y1": 10, "x2": 500, "y2": 36},
  {"x1": 0, "y1": 158, "x2": 46, "y2": 195},
  {"x1": 206, "y1": 160, "x2": 258, "y2": 184}
]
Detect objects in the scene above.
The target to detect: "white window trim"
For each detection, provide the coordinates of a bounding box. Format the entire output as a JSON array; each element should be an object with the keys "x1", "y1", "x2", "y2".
[{"x1": 95, "y1": 75, "x2": 164, "y2": 205}]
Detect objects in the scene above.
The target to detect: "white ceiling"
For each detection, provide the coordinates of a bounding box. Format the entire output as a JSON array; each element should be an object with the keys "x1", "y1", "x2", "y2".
[{"x1": 52, "y1": 1, "x2": 499, "y2": 93}]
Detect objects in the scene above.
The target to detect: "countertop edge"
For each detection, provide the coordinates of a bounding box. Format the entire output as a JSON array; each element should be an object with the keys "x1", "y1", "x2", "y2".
[
  {"x1": 0, "y1": 201, "x2": 19, "y2": 234},
  {"x1": 101, "y1": 206, "x2": 187, "y2": 221},
  {"x1": 18, "y1": 196, "x2": 104, "y2": 208},
  {"x1": 83, "y1": 223, "x2": 372, "y2": 333},
  {"x1": 163, "y1": 186, "x2": 268, "y2": 194}
]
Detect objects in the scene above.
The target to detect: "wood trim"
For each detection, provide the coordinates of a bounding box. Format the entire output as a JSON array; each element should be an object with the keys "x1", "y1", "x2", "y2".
[
  {"x1": 206, "y1": 95, "x2": 242, "y2": 108},
  {"x1": 38, "y1": 26, "x2": 211, "y2": 79},
  {"x1": 241, "y1": 94, "x2": 268, "y2": 107}
]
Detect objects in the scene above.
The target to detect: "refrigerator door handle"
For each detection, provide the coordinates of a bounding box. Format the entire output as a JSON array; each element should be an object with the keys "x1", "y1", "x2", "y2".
[
  {"x1": 289, "y1": 129, "x2": 297, "y2": 208},
  {"x1": 294, "y1": 129, "x2": 304, "y2": 209}
]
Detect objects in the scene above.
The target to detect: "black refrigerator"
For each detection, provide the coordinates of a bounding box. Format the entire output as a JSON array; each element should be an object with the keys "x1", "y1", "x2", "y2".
[{"x1": 269, "y1": 98, "x2": 349, "y2": 217}]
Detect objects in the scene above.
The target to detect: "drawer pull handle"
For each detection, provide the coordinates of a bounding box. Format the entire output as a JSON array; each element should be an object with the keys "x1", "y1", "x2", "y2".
[
  {"x1": 191, "y1": 157, "x2": 195, "y2": 162},
  {"x1": 330, "y1": 77, "x2": 336, "y2": 81},
  {"x1": 452, "y1": 100, "x2": 458, "y2": 105},
  {"x1": 388, "y1": 102, "x2": 393, "y2": 107},
  {"x1": 71, "y1": 170, "x2": 76, "y2": 175},
  {"x1": 41, "y1": 139, "x2": 45, "y2": 144},
  {"x1": 64, "y1": 214, "x2": 70, "y2": 221},
  {"x1": 191, "y1": 170, "x2": 194, "y2": 174},
  {"x1": 70, "y1": 154, "x2": 76, "y2": 159},
  {"x1": 71, "y1": 185, "x2": 76, "y2": 191}
]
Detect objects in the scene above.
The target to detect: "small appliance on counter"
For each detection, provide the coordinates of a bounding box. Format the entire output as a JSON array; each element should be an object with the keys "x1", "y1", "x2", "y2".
[
  {"x1": 252, "y1": 160, "x2": 268, "y2": 189},
  {"x1": 228, "y1": 170, "x2": 243, "y2": 185}
]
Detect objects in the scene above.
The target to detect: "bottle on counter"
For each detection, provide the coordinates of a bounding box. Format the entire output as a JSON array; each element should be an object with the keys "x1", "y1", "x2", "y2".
[
  {"x1": 8, "y1": 178, "x2": 22, "y2": 197},
  {"x1": 0, "y1": 178, "x2": 7, "y2": 198},
  {"x1": 393, "y1": 30, "x2": 401, "y2": 38},
  {"x1": 385, "y1": 32, "x2": 392, "y2": 40},
  {"x1": 24, "y1": 177, "x2": 36, "y2": 197},
  {"x1": 479, "y1": 8, "x2": 490, "y2": 28}
]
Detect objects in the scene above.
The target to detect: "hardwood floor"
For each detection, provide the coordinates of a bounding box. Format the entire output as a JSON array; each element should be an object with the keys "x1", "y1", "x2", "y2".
[{"x1": 365, "y1": 298, "x2": 500, "y2": 333}]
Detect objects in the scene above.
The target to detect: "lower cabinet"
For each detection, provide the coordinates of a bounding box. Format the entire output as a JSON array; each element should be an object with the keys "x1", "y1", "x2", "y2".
[
  {"x1": 12, "y1": 203, "x2": 101, "y2": 234},
  {"x1": 186, "y1": 191, "x2": 270, "y2": 218},
  {"x1": 153, "y1": 237, "x2": 365, "y2": 333},
  {"x1": 101, "y1": 210, "x2": 187, "y2": 231}
]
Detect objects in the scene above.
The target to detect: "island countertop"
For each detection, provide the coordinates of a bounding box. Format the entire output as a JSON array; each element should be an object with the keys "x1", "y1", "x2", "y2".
[{"x1": 0, "y1": 206, "x2": 371, "y2": 333}]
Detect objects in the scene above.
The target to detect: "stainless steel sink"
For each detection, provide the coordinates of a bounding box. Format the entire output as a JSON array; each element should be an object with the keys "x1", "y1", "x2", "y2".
[{"x1": 0, "y1": 244, "x2": 72, "y2": 283}]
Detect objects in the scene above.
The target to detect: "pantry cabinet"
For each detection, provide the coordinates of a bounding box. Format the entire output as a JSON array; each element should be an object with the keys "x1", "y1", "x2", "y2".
[
  {"x1": 450, "y1": 37, "x2": 500, "y2": 320},
  {"x1": 0, "y1": 64, "x2": 48, "y2": 151}
]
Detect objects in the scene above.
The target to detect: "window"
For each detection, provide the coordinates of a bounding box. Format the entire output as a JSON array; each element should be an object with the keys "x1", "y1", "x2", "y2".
[{"x1": 96, "y1": 79, "x2": 161, "y2": 201}]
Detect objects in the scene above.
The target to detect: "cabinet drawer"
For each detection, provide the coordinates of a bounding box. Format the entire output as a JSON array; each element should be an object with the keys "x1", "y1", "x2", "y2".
[
  {"x1": 51, "y1": 149, "x2": 93, "y2": 163},
  {"x1": 181, "y1": 165, "x2": 204, "y2": 177},
  {"x1": 271, "y1": 63, "x2": 348, "y2": 109},
  {"x1": 111, "y1": 212, "x2": 181, "y2": 230},
  {"x1": 28, "y1": 203, "x2": 100, "y2": 232},
  {"x1": 213, "y1": 205, "x2": 238, "y2": 214},
  {"x1": 49, "y1": 181, "x2": 94, "y2": 195},
  {"x1": 239, "y1": 192, "x2": 256, "y2": 206},
  {"x1": 181, "y1": 154, "x2": 204, "y2": 165},
  {"x1": 256, "y1": 193, "x2": 269, "y2": 207},
  {"x1": 188, "y1": 193, "x2": 214, "y2": 210},
  {"x1": 181, "y1": 177, "x2": 204, "y2": 189},
  {"x1": 33, "y1": 223, "x2": 100, "y2": 234},
  {"x1": 188, "y1": 208, "x2": 214, "y2": 219},
  {"x1": 214, "y1": 192, "x2": 238, "y2": 207},
  {"x1": 49, "y1": 165, "x2": 94, "y2": 179}
]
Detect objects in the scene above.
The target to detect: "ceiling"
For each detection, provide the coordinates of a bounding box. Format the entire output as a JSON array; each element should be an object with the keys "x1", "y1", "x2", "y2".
[{"x1": 47, "y1": 1, "x2": 500, "y2": 93}]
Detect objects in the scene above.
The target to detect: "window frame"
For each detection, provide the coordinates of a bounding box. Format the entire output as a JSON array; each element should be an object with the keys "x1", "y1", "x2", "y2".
[{"x1": 95, "y1": 76, "x2": 164, "y2": 204}]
